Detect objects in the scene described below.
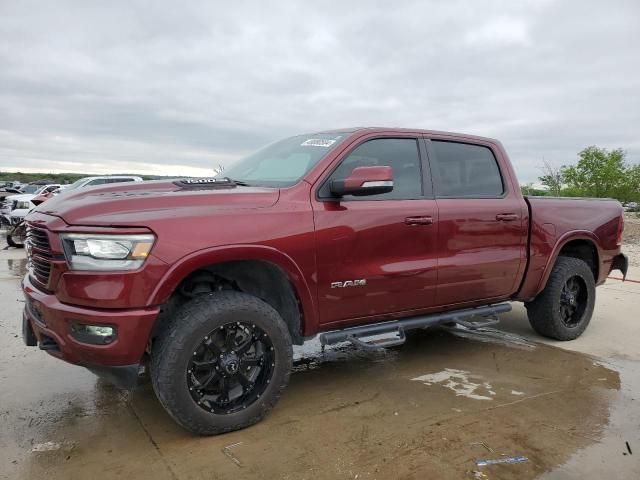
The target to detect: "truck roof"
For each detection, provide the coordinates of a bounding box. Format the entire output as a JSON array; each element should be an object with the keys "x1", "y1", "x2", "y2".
[{"x1": 317, "y1": 127, "x2": 499, "y2": 144}]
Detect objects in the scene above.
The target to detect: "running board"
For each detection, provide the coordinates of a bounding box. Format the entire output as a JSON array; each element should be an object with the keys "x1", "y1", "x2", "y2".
[{"x1": 319, "y1": 303, "x2": 511, "y2": 351}]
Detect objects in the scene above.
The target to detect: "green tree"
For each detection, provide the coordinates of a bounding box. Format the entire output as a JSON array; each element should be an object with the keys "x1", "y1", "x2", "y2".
[
  {"x1": 561, "y1": 146, "x2": 633, "y2": 200},
  {"x1": 538, "y1": 160, "x2": 564, "y2": 196},
  {"x1": 617, "y1": 163, "x2": 640, "y2": 203}
]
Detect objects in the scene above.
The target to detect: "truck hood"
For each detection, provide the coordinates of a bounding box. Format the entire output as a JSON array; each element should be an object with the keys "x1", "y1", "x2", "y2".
[{"x1": 35, "y1": 180, "x2": 280, "y2": 227}]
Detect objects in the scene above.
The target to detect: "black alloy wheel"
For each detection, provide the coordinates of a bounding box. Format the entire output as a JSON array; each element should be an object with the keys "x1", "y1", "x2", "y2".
[
  {"x1": 558, "y1": 276, "x2": 588, "y2": 328},
  {"x1": 187, "y1": 322, "x2": 275, "y2": 414}
]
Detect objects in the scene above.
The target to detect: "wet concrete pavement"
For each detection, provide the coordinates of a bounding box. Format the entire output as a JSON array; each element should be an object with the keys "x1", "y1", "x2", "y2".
[{"x1": 1, "y1": 246, "x2": 639, "y2": 479}]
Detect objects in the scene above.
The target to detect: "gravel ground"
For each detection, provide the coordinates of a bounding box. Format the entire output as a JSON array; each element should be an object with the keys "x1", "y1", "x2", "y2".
[{"x1": 623, "y1": 213, "x2": 640, "y2": 267}]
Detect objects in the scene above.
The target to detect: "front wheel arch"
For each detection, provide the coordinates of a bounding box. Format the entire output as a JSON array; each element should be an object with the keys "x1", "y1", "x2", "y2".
[{"x1": 150, "y1": 255, "x2": 310, "y2": 346}]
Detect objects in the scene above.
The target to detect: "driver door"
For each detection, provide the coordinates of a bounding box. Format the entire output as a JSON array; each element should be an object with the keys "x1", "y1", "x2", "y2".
[{"x1": 312, "y1": 135, "x2": 439, "y2": 327}]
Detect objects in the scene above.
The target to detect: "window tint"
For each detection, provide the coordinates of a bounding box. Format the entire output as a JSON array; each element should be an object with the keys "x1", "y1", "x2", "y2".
[
  {"x1": 324, "y1": 138, "x2": 423, "y2": 200},
  {"x1": 431, "y1": 141, "x2": 503, "y2": 197}
]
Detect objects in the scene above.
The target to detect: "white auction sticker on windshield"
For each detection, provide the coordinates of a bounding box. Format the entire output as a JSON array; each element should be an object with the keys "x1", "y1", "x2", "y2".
[{"x1": 301, "y1": 138, "x2": 336, "y2": 147}]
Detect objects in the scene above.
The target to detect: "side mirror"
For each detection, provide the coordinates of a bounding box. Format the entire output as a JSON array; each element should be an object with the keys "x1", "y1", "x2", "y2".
[{"x1": 330, "y1": 166, "x2": 394, "y2": 197}]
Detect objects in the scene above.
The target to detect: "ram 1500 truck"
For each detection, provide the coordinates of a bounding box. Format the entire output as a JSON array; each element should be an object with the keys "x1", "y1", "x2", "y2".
[{"x1": 22, "y1": 128, "x2": 628, "y2": 435}]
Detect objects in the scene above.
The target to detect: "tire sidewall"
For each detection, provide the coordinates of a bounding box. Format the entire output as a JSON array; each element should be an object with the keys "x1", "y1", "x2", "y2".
[{"x1": 7, "y1": 235, "x2": 23, "y2": 248}]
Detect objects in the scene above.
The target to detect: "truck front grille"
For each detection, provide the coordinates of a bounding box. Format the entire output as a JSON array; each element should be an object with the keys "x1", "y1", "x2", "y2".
[{"x1": 26, "y1": 225, "x2": 53, "y2": 287}]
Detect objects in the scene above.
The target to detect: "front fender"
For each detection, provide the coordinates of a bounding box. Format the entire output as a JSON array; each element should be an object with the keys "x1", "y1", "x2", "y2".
[{"x1": 148, "y1": 244, "x2": 318, "y2": 333}]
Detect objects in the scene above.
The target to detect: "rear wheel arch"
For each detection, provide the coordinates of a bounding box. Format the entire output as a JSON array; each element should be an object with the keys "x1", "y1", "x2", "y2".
[
  {"x1": 537, "y1": 233, "x2": 601, "y2": 295},
  {"x1": 556, "y1": 238, "x2": 599, "y2": 280}
]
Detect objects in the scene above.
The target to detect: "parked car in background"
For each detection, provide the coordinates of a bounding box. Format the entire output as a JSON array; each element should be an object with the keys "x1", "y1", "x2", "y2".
[
  {"x1": 3, "y1": 177, "x2": 143, "y2": 245},
  {"x1": 4, "y1": 189, "x2": 57, "y2": 247},
  {"x1": 59, "y1": 175, "x2": 143, "y2": 193},
  {"x1": 0, "y1": 183, "x2": 60, "y2": 225},
  {"x1": 0, "y1": 184, "x2": 23, "y2": 203},
  {"x1": 1, "y1": 184, "x2": 62, "y2": 227},
  {"x1": 1, "y1": 181, "x2": 22, "y2": 190},
  {"x1": 16, "y1": 184, "x2": 42, "y2": 195},
  {"x1": 623, "y1": 202, "x2": 638, "y2": 212}
]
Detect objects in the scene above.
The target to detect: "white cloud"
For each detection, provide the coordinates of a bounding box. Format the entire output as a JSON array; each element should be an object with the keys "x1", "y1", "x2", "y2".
[
  {"x1": 463, "y1": 16, "x2": 531, "y2": 47},
  {"x1": 0, "y1": 0, "x2": 638, "y2": 182}
]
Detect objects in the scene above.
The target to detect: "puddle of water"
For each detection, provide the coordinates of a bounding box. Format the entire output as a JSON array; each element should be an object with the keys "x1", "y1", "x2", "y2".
[
  {"x1": 0, "y1": 257, "x2": 28, "y2": 277},
  {"x1": 411, "y1": 368, "x2": 497, "y2": 400},
  {"x1": 446, "y1": 324, "x2": 538, "y2": 349}
]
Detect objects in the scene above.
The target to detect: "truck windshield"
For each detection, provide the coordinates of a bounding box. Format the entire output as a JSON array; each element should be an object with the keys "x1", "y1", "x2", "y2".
[
  {"x1": 64, "y1": 178, "x2": 89, "y2": 191},
  {"x1": 220, "y1": 133, "x2": 348, "y2": 187}
]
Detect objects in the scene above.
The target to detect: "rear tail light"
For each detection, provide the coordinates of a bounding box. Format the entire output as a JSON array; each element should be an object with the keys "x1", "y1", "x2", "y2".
[{"x1": 616, "y1": 214, "x2": 624, "y2": 246}]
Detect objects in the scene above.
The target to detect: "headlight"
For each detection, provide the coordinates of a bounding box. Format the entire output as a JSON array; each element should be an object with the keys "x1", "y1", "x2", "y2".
[
  {"x1": 15, "y1": 201, "x2": 32, "y2": 210},
  {"x1": 60, "y1": 233, "x2": 155, "y2": 271}
]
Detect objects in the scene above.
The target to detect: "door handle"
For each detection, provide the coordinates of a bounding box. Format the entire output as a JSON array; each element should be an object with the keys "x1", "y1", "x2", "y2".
[
  {"x1": 405, "y1": 216, "x2": 433, "y2": 226},
  {"x1": 496, "y1": 213, "x2": 518, "y2": 222}
]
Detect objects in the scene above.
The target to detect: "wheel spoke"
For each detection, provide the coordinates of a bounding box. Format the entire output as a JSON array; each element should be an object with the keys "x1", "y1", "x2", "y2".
[
  {"x1": 218, "y1": 376, "x2": 229, "y2": 402},
  {"x1": 194, "y1": 371, "x2": 218, "y2": 390},
  {"x1": 224, "y1": 327, "x2": 237, "y2": 351},
  {"x1": 236, "y1": 335, "x2": 254, "y2": 355},
  {"x1": 569, "y1": 279, "x2": 579, "y2": 295},
  {"x1": 204, "y1": 337, "x2": 222, "y2": 355},
  {"x1": 192, "y1": 359, "x2": 217, "y2": 369},
  {"x1": 235, "y1": 372, "x2": 253, "y2": 391},
  {"x1": 241, "y1": 356, "x2": 262, "y2": 368}
]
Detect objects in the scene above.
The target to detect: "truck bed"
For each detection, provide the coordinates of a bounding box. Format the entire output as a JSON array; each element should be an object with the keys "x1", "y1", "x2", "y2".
[{"x1": 517, "y1": 196, "x2": 623, "y2": 300}]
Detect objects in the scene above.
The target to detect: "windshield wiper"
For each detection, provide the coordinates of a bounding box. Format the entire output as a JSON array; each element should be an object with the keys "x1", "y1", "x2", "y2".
[{"x1": 223, "y1": 177, "x2": 252, "y2": 187}]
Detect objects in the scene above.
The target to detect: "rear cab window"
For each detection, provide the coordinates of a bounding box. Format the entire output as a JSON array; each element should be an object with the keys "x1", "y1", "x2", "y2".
[{"x1": 430, "y1": 141, "x2": 504, "y2": 198}]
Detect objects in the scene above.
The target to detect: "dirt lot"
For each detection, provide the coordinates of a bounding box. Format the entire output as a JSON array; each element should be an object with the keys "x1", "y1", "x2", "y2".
[
  {"x1": 0, "y1": 241, "x2": 639, "y2": 479},
  {"x1": 623, "y1": 213, "x2": 640, "y2": 266}
]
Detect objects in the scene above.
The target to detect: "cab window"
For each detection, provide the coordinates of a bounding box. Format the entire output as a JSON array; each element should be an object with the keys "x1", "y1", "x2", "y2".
[
  {"x1": 321, "y1": 138, "x2": 423, "y2": 200},
  {"x1": 430, "y1": 141, "x2": 504, "y2": 198}
]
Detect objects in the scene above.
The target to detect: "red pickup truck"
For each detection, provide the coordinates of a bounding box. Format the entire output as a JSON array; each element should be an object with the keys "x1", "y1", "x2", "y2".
[{"x1": 22, "y1": 128, "x2": 628, "y2": 435}]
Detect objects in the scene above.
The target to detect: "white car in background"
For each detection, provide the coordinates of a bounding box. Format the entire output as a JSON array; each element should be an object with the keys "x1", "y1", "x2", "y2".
[
  {"x1": 60, "y1": 175, "x2": 143, "y2": 193},
  {"x1": 1, "y1": 184, "x2": 62, "y2": 226},
  {"x1": 2, "y1": 176, "x2": 144, "y2": 227}
]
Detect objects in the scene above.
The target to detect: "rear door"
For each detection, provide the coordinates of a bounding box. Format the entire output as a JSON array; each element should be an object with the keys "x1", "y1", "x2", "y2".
[
  {"x1": 312, "y1": 134, "x2": 439, "y2": 327},
  {"x1": 426, "y1": 137, "x2": 527, "y2": 305}
]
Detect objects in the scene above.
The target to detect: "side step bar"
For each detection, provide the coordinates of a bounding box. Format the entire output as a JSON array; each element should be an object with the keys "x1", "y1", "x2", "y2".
[{"x1": 319, "y1": 303, "x2": 512, "y2": 350}]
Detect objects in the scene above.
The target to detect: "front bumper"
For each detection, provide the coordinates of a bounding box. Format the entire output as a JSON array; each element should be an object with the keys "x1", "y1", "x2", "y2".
[{"x1": 22, "y1": 273, "x2": 160, "y2": 386}]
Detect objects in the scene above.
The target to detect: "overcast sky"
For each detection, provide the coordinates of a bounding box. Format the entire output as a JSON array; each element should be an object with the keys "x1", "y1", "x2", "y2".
[{"x1": 1, "y1": 0, "x2": 638, "y2": 182}]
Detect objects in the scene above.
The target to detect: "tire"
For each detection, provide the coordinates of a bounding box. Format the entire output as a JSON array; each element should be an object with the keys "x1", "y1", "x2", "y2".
[
  {"x1": 7, "y1": 234, "x2": 24, "y2": 248},
  {"x1": 525, "y1": 257, "x2": 596, "y2": 340},
  {"x1": 151, "y1": 291, "x2": 293, "y2": 435},
  {"x1": 7, "y1": 222, "x2": 26, "y2": 248}
]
